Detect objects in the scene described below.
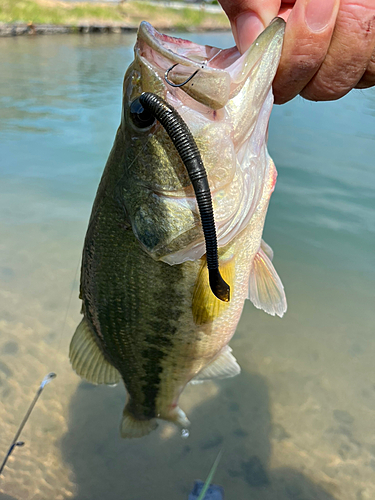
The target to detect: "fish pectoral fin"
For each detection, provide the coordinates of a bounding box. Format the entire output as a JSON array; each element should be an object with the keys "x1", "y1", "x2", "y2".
[
  {"x1": 192, "y1": 256, "x2": 234, "y2": 325},
  {"x1": 190, "y1": 346, "x2": 240, "y2": 384},
  {"x1": 248, "y1": 246, "x2": 287, "y2": 318},
  {"x1": 69, "y1": 317, "x2": 121, "y2": 385}
]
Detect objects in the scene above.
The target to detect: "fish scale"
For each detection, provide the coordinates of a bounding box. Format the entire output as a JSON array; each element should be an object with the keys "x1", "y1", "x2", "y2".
[
  {"x1": 83, "y1": 199, "x2": 191, "y2": 418},
  {"x1": 70, "y1": 18, "x2": 287, "y2": 438}
]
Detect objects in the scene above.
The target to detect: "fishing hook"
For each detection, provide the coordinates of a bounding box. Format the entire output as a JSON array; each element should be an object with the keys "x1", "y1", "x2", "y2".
[{"x1": 164, "y1": 63, "x2": 200, "y2": 88}]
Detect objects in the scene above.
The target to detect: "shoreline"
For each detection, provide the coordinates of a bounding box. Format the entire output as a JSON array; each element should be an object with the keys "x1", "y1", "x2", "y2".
[
  {"x1": 0, "y1": 21, "x2": 231, "y2": 37},
  {"x1": 0, "y1": 0, "x2": 230, "y2": 37}
]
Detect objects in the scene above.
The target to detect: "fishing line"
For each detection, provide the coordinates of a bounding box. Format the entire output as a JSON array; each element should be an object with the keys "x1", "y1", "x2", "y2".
[
  {"x1": 0, "y1": 216, "x2": 81, "y2": 476},
  {"x1": 51, "y1": 256, "x2": 81, "y2": 367}
]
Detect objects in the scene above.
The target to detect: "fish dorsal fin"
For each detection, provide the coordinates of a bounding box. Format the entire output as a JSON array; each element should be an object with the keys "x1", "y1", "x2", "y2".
[
  {"x1": 192, "y1": 256, "x2": 234, "y2": 325},
  {"x1": 190, "y1": 346, "x2": 240, "y2": 384},
  {"x1": 69, "y1": 318, "x2": 121, "y2": 385},
  {"x1": 248, "y1": 247, "x2": 287, "y2": 318}
]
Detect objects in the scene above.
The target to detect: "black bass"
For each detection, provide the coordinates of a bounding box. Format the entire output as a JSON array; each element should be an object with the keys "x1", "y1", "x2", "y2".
[{"x1": 70, "y1": 18, "x2": 287, "y2": 438}]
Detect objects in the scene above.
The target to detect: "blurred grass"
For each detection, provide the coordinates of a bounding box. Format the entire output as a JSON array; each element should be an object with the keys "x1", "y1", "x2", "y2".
[
  {"x1": 0, "y1": 0, "x2": 230, "y2": 29},
  {"x1": 196, "y1": 449, "x2": 223, "y2": 500}
]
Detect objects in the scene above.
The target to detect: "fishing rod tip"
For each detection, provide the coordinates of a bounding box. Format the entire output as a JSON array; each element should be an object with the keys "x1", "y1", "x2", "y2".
[{"x1": 41, "y1": 372, "x2": 57, "y2": 388}]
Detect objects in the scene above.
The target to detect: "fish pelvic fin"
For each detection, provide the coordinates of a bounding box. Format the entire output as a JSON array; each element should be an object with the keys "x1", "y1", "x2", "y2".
[
  {"x1": 190, "y1": 345, "x2": 240, "y2": 384},
  {"x1": 260, "y1": 238, "x2": 274, "y2": 261},
  {"x1": 162, "y1": 406, "x2": 190, "y2": 429},
  {"x1": 120, "y1": 409, "x2": 158, "y2": 439},
  {"x1": 69, "y1": 317, "x2": 121, "y2": 385},
  {"x1": 248, "y1": 243, "x2": 287, "y2": 318}
]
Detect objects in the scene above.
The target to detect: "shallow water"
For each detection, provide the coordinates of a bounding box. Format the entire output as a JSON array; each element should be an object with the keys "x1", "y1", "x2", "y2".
[{"x1": 0, "y1": 32, "x2": 374, "y2": 500}]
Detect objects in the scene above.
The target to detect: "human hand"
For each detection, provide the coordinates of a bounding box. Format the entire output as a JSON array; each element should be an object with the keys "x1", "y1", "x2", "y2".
[{"x1": 218, "y1": 0, "x2": 375, "y2": 104}]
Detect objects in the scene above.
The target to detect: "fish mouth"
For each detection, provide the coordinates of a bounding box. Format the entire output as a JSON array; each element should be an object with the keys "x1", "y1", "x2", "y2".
[
  {"x1": 136, "y1": 18, "x2": 285, "y2": 110},
  {"x1": 130, "y1": 20, "x2": 285, "y2": 265}
]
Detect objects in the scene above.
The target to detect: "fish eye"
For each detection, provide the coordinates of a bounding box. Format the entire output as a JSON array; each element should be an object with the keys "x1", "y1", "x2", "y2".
[{"x1": 129, "y1": 97, "x2": 156, "y2": 129}]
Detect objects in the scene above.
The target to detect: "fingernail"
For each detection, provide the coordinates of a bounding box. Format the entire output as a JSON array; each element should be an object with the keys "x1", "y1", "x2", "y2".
[
  {"x1": 305, "y1": 0, "x2": 336, "y2": 32},
  {"x1": 235, "y1": 12, "x2": 265, "y2": 53}
]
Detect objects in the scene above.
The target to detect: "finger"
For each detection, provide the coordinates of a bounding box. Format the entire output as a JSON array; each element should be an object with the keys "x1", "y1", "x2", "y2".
[
  {"x1": 301, "y1": 0, "x2": 375, "y2": 101},
  {"x1": 218, "y1": 0, "x2": 282, "y2": 53},
  {"x1": 273, "y1": 0, "x2": 340, "y2": 104},
  {"x1": 355, "y1": 45, "x2": 375, "y2": 89}
]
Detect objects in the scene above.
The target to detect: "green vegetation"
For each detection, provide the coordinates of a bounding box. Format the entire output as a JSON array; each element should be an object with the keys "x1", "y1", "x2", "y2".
[{"x1": 0, "y1": 0, "x2": 230, "y2": 29}]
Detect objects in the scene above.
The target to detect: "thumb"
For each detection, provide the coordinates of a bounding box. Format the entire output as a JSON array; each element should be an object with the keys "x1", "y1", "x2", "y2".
[{"x1": 218, "y1": 0, "x2": 283, "y2": 53}]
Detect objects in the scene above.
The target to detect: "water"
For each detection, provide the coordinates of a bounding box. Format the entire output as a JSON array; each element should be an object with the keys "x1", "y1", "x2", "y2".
[{"x1": 0, "y1": 32, "x2": 374, "y2": 500}]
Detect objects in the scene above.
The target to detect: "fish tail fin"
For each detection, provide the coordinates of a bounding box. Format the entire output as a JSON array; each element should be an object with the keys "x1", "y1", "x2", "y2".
[{"x1": 120, "y1": 408, "x2": 158, "y2": 439}]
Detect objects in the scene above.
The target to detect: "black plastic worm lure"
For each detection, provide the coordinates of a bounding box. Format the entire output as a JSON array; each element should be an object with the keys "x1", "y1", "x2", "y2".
[{"x1": 132, "y1": 92, "x2": 230, "y2": 302}]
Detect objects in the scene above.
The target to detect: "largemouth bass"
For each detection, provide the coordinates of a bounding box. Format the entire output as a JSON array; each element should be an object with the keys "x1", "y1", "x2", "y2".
[{"x1": 70, "y1": 18, "x2": 287, "y2": 438}]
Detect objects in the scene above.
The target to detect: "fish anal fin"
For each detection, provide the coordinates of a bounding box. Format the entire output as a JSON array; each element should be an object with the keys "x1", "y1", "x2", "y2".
[
  {"x1": 69, "y1": 317, "x2": 121, "y2": 385},
  {"x1": 190, "y1": 346, "x2": 240, "y2": 384},
  {"x1": 248, "y1": 247, "x2": 287, "y2": 317},
  {"x1": 192, "y1": 256, "x2": 234, "y2": 325}
]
